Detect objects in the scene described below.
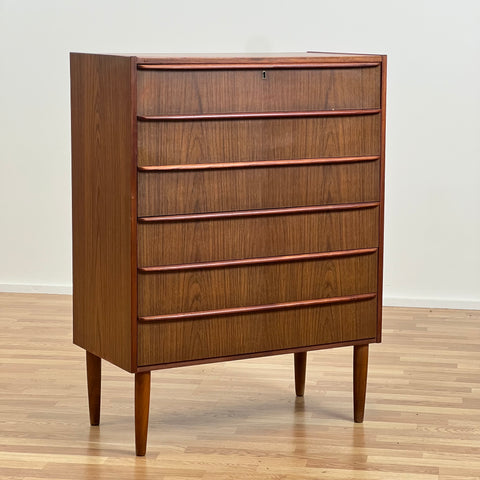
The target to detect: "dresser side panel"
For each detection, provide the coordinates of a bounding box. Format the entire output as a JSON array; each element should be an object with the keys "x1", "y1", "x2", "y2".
[{"x1": 70, "y1": 53, "x2": 135, "y2": 372}]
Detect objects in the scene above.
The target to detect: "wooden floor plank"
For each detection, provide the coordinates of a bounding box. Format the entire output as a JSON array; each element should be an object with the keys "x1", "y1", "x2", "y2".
[{"x1": 0, "y1": 293, "x2": 479, "y2": 479}]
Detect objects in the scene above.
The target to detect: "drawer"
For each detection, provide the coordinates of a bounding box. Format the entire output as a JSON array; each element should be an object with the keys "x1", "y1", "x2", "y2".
[
  {"x1": 138, "y1": 160, "x2": 380, "y2": 216},
  {"x1": 137, "y1": 206, "x2": 379, "y2": 267},
  {"x1": 138, "y1": 251, "x2": 378, "y2": 316},
  {"x1": 137, "y1": 67, "x2": 381, "y2": 115},
  {"x1": 137, "y1": 115, "x2": 381, "y2": 166},
  {"x1": 137, "y1": 297, "x2": 378, "y2": 365}
]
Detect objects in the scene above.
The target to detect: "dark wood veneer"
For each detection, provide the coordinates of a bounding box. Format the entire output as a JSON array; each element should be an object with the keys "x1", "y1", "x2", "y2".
[
  {"x1": 138, "y1": 202, "x2": 379, "y2": 222},
  {"x1": 137, "y1": 115, "x2": 381, "y2": 166},
  {"x1": 138, "y1": 161, "x2": 380, "y2": 216},
  {"x1": 138, "y1": 66, "x2": 380, "y2": 114},
  {"x1": 138, "y1": 252, "x2": 378, "y2": 316},
  {"x1": 138, "y1": 293, "x2": 377, "y2": 322},
  {"x1": 71, "y1": 52, "x2": 386, "y2": 456},
  {"x1": 138, "y1": 248, "x2": 377, "y2": 272},
  {"x1": 70, "y1": 53, "x2": 135, "y2": 373},
  {"x1": 138, "y1": 298, "x2": 377, "y2": 365},
  {"x1": 135, "y1": 338, "x2": 372, "y2": 372},
  {"x1": 138, "y1": 207, "x2": 379, "y2": 266},
  {"x1": 137, "y1": 67, "x2": 380, "y2": 115}
]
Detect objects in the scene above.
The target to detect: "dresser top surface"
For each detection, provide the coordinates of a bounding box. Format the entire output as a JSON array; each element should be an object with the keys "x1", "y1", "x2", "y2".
[{"x1": 70, "y1": 52, "x2": 384, "y2": 65}]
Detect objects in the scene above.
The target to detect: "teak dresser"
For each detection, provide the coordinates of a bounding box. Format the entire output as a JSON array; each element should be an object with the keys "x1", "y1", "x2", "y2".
[{"x1": 70, "y1": 52, "x2": 387, "y2": 456}]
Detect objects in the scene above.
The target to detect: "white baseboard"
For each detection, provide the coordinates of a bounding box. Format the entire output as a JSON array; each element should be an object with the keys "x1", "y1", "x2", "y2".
[
  {"x1": 383, "y1": 296, "x2": 480, "y2": 310},
  {"x1": 0, "y1": 284, "x2": 72, "y2": 295}
]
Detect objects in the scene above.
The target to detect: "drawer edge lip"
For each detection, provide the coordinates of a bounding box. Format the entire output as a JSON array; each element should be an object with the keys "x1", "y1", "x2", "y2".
[
  {"x1": 138, "y1": 293, "x2": 377, "y2": 323},
  {"x1": 138, "y1": 248, "x2": 378, "y2": 273},
  {"x1": 137, "y1": 109, "x2": 381, "y2": 122},
  {"x1": 138, "y1": 202, "x2": 380, "y2": 223},
  {"x1": 137, "y1": 62, "x2": 381, "y2": 70},
  {"x1": 137, "y1": 155, "x2": 381, "y2": 172},
  {"x1": 135, "y1": 337, "x2": 377, "y2": 372}
]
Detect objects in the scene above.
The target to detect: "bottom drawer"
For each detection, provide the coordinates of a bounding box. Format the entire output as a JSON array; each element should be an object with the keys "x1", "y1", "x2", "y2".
[{"x1": 137, "y1": 298, "x2": 377, "y2": 366}]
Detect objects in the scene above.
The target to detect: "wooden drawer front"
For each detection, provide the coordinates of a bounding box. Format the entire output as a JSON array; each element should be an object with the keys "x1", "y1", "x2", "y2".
[
  {"x1": 137, "y1": 115, "x2": 381, "y2": 166},
  {"x1": 138, "y1": 251, "x2": 377, "y2": 316},
  {"x1": 138, "y1": 207, "x2": 378, "y2": 267},
  {"x1": 137, "y1": 67, "x2": 381, "y2": 115},
  {"x1": 138, "y1": 298, "x2": 377, "y2": 365},
  {"x1": 138, "y1": 161, "x2": 380, "y2": 216}
]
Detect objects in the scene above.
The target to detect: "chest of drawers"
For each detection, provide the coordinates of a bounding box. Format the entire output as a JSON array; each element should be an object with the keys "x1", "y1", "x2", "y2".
[{"x1": 70, "y1": 52, "x2": 386, "y2": 456}]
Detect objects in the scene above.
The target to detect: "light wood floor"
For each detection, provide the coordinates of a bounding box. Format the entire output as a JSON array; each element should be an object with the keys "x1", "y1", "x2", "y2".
[{"x1": 0, "y1": 293, "x2": 479, "y2": 479}]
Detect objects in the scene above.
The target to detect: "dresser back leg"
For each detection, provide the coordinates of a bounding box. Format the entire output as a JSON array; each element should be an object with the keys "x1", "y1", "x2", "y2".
[
  {"x1": 135, "y1": 371, "x2": 151, "y2": 456},
  {"x1": 86, "y1": 351, "x2": 101, "y2": 426},
  {"x1": 353, "y1": 344, "x2": 369, "y2": 422},
  {"x1": 294, "y1": 351, "x2": 307, "y2": 396}
]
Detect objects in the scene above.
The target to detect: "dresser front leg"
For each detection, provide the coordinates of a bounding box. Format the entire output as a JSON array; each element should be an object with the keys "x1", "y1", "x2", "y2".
[
  {"x1": 135, "y1": 371, "x2": 151, "y2": 456},
  {"x1": 294, "y1": 351, "x2": 307, "y2": 396},
  {"x1": 353, "y1": 344, "x2": 369, "y2": 423},
  {"x1": 86, "y1": 351, "x2": 101, "y2": 426}
]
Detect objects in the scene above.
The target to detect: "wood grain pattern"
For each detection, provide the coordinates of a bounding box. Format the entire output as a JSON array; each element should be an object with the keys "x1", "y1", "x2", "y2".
[
  {"x1": 136, "y1": 338, "x2": 370, "y2": 371},
  {"x1": 138, "y1": 160, "x2": 380, "y2": 216},
  {"x1": 138, "y1": 207, "x2": 379, "y2": 266},
  {"x1": 70, "y1": 52, "x2": 386, "y2": 457},
  {"x1": 138, "y1": 202, "x2": 379, "y2": 223},
  {"x1": 137, "y1": 67, "x2": 381, "y2": 115},
  {"x1": 2, "y1": 293, "x2": 479, "y2": 478},
  {"x1": 137, "y1": 115, "x2": 381, "y2": 166},
  {"x1": 138, "y1": 251, "x2": 378, "y2": 316},
  {"x1": 138, "y1": 293, "x2": 377, "y2": 322},
  {"x1": 137, "y1": 298, "x2": 377, "y2": 365},
  {"x1": 70, "y1": 53, "x2": 136, "y2": 372},
  {"x1": 138, "y1": 248, "x2": 378, "y2": 272}
]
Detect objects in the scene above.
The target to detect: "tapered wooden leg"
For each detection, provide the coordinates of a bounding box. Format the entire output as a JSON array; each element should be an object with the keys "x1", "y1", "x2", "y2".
[
  {"x1": 86, "y1": 351, "x2": 101, "y2": 426},
  {"x1": 294, "y1": 351, "x2": 307, "y2": 397},
  {"x1": 353, "y1": 344, "x2": 369, "y2": 423},
  {"x1": 135, "y1": 371, "x2": 151, "y2": 456}
]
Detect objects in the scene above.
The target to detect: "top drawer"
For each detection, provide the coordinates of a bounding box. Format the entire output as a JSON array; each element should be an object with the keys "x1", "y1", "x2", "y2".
[{"x1": 137, "y1": 66, "x2": 381, "y2": 115}]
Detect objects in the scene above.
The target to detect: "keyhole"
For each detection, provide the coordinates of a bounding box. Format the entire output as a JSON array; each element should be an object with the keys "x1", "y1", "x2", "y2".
[{"x1": 262, "y1": 70, "x2": 267, "y2": 80}]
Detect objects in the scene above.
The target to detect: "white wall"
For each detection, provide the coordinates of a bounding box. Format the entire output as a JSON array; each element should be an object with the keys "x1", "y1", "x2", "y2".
[{"x1": 0, "y1": 0, "x2": 479, "y2": 308}]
